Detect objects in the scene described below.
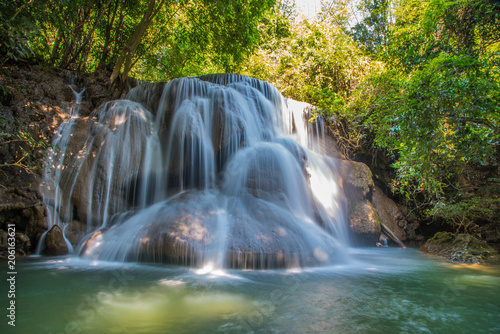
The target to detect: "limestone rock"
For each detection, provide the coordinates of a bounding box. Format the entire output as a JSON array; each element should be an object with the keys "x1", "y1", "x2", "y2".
[
  {"x1": 336, "y1": 159, "x2": 374, "y2": 201},
  {"x1": 44, "y1": 225, "x2": 69, "y2": 256},
  {"x1": 66, "y1": 220, "x2": 87, "y2": 246},
  {"x1": 0, "y1": 188, "x2": 47, "y2": 254},
  {"x1": 82, "y1": 190, "x2": 339, "y2": 268},
  {"x1": 334, "y1": 159, "x2": 382, "y2": 244},
  {"x1": 42, "y1": 101, "x2": 153, "y2": 228},
  {"x1": 127, "y1": 81, "x2": 168, "y2": 116},
  {"x1": 23, "y1": 201, "x2": 47, "y2": 246},
  {"x1": 372, "y1": 186, "x2": 407, "y2": 241},
  {"x1": 349, "y1": 200, "x2": 381, "y2": 245},
  {"x1": 15, "y1": 233, "x2": 31, "y2": 255}
]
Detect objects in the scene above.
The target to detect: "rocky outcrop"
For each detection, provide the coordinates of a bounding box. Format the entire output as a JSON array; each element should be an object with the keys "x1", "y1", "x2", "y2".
[
  {"x1": 335, "y1": 159, "x2": 410, "y2": 246},
  {"x1": 337, "y1": 159, "x2": 374, "y2": 202},
  {"x1": 0, "y1": 65, "x2": 132, "y2": 254},
  {"x1": 40, "y1": 100, "x2": 154, "y2": 230},
  {"x1": 420, "y1": 232, "x2": 499, "y2": 263},
  {"x1": 372, "y1": 186, "x2": 407, "y2": 241},
  {"x1": 0, "y1": 188, "x2": 47, "y2": 256},
  {"x1": 348, "y1": 200, "x2": 381, "y2": 244}
]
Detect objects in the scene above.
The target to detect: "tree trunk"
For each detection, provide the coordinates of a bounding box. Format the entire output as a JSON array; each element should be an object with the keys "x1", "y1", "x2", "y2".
[
  {"x1": 98, "y1": 0, "x2": 120, "y2": 71},
  {"x1": 69, "y1": 0, "x2": 113, "y2": 65},
  {"x1": 110, "y1": 0, "x2": 166, "y2": 86},
  {"x1": 49, "y1": 28, "x2": 63, "y2": 66}
]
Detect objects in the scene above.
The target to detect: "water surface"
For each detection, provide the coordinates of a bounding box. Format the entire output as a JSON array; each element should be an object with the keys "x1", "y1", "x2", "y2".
[{"x1": 2, "y1": 248, "x2": 499, "y2": 334}]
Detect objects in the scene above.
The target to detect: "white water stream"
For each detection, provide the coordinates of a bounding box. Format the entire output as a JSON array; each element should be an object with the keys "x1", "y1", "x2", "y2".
[{"x1": 40, "y1": 74, "x2": 349, "y2": 269}]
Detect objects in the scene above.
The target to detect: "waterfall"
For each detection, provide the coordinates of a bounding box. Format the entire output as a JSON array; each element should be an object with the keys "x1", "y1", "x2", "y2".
[
  {"x1": 42, "y1": 74, "x2": 350, "y2": 269},
  {"x1": 37, "y1": 80, "x2": 85, "y2": 254}
]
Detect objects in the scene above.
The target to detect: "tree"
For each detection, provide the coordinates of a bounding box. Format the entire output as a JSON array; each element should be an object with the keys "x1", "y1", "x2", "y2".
[
  {"x1": 2, "y1": 0, "x2": 276, "y2": 83},
  {"x1": 110, "y1": 0, "x2": 167, "y2": 86},
  {"x1": 346, "y1": 0, "x2": 500, "y2": 207},
  {"x1": 350, "y1": 0, "x2": 390, "y2": 53},
  {"x1": 0, "y1": 0, "x2": 43, "y2": 65},
  {"x1": 243, "y1": 13, "x2": 380, "y2": 110}
]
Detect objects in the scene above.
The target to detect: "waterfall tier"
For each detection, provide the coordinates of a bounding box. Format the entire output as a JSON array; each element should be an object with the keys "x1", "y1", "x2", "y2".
[{"x1": 41, "y1": 74, "x2": 349, "y2": 269}]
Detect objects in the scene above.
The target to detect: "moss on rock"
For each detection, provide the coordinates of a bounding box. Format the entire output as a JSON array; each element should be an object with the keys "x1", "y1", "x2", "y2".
[{"x1": 421, "y1": 232, "x2": 499, "y2": 263}]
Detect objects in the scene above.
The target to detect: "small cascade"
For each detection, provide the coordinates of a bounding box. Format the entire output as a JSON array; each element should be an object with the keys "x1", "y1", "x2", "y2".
[
  {"x1": 37, "y1": 79, "x2": 85, "y2": 254},
  {"x1": 43, "y1": 74, "x2": 350, "y2": 269}
]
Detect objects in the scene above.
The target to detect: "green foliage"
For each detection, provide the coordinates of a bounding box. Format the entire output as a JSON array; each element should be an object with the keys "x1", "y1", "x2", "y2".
[
  {"x1": 138, "y1": 0, "x2": 275, "y2": 81},
  {"x1": 350, "y1": 0, "x2": 390, "y2": 53},
  {"x1": 344, "y1": 0, "x2": 500, "y2": 207},
  {"x1": 365, "y1": 53, "x2": 499, "y2": 202},
  {"x1": 244, "y1": 17, "x2": 381, "y2": 114},
  {"x1": 1, "y1": 0, "x2": 276, "y2": 81},
  {"x1": 386, "y1": 0, "x2": 500, "y2": 70},
  {"x1": 0, "y1": 0, "x2": 43, "y2": 64},
  {"x1": 431, "y1": 198, "x2": 500, "y2": 235}
]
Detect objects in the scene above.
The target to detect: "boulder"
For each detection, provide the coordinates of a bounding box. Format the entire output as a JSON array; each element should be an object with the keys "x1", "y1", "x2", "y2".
[
  {"x1": 349, "y1": 200, "x2": 381, "y2": 245},
  {"x1": 44, "y1": 225, "x2": 69, "y2": 256},
  {"x1": 82, "y1": 190, "x2": 340, "y2": 268},
  {"x1": 336, "y1": 159, "x2": 374, "y2": 202},
  {"x1": 372, "y1": 186, "x2": 407, "y2": 242}
]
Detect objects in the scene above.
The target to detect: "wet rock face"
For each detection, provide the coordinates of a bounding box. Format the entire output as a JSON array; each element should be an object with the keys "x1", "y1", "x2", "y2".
[
  {"x1": 336, "y1": 159, "x2": 374, "y2": 202},
  {"x1": 0, "y1": 65, "x2": 131, "y2": 255},
  {"x1": 348, "y1": 200, "x2": 381, "y2": 245},
  {"x1": 125, "y1": 81, "x2": 167, "y2": 117},
  {"x1": 372, "y1": 186, "x2": 407, "y2": 241},
  {"x1": 65, "y1": 220, "x2": 87, "y2": 246},
  {"x1": 0, "y1": 188, "x2": 47, "y2": 256},
  {"x1": 334, "y1": 158, "x2": 410, "y2": 246},
  {"x1": 44, "y1": 225, "x2": 69, "y2": 256},
  {"x1": 420, "y1": 232, "x2": 500, "y2": 263},
  {"x1": 334, "y1": 159, "x2": 379, "y2": 244},
  {"x1": 41, "y1": 100, "x2": 153, "y2": 229},
  {"x1": 0, "y1": 230, "x2": 31, "y2": 257},
  {"x1": 81, "y1": 190, "x2": 339, "y2": 269}
]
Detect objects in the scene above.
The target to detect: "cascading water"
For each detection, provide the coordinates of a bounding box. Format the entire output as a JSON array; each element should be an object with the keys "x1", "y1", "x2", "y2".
[
  {"x1": 41, "y1": 74, "x2": 350, "y2": 269},
  {"x1": 37, "y1": 80, "x2": 85, "y2": 254}
]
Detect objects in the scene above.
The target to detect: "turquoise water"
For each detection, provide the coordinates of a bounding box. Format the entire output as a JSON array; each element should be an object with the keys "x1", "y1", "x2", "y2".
[{"x1": 2, "y1": 248, "x2": 500, "y2": 334}]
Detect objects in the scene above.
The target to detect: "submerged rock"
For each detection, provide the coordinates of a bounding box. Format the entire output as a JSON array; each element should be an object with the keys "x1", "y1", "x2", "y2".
[{"x1": 420, "y1": 232, "x2": 499, "y2": 263}]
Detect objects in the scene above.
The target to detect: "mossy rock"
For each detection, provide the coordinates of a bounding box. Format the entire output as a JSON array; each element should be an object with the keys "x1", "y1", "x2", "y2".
[
  {"x1": 337, "y1": 159, "x2": 374, "y2": 202},
  {"x1": 427, "y1": 231, "x2": 455, "y2": 245},
  {"x1": 420, "y1": 232, "x2": 499, "y2": 263}
]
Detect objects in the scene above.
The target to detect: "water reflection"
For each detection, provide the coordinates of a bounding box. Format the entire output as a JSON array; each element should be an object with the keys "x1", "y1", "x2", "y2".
[{"x1": 5, "y1": 249, "x2": 500, "y2": 334}]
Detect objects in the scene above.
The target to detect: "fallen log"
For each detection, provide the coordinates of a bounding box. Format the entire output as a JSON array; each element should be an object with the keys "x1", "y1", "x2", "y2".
[{"x1": 381, "y1": 222, "x2": 407, "y2": 249}]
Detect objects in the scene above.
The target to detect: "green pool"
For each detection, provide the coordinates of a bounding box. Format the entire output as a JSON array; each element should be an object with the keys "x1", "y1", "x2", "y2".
[{"x1": 2, "y1": 248, "x2": 499, "y2": 334}]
